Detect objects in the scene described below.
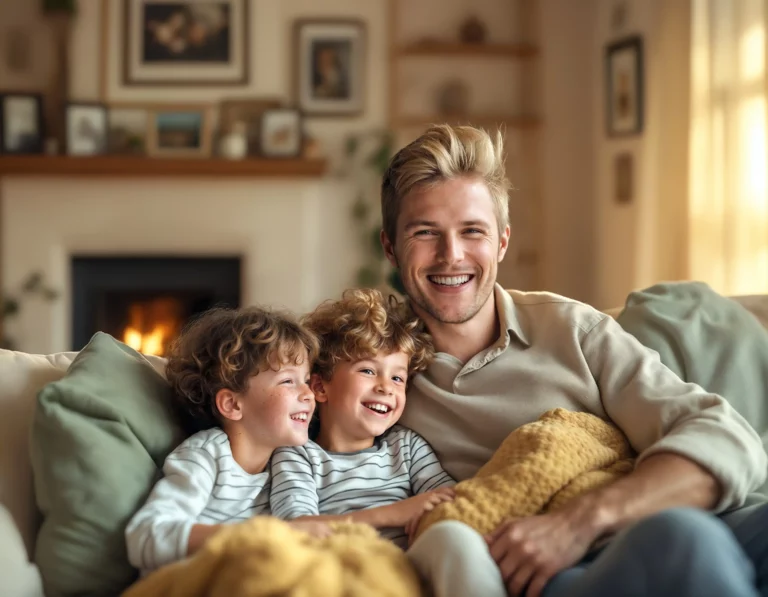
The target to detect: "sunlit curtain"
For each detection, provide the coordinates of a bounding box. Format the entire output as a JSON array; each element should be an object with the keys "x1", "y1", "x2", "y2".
[{"x1": 689, "y1": 0, "x2": 768, "y2": 295}]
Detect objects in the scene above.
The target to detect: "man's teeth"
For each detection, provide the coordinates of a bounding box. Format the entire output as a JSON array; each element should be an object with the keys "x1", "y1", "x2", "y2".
[
  {"x1": 430, "y1": 275, "x2": 470, "y2": 286},
  {"x1": 290, "y1": 413, "x2": 308, "y2": 421},
  {"x1": 364, "y1": 403, "x2": 391, "y2": 413}
]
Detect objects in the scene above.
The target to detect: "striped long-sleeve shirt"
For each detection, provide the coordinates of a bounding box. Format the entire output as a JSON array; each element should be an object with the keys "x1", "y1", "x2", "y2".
[
  {"x1": 125, "y1": 428, "x2": 271, "y2": 574},
  {"x1": 269, "y1": 425, "x2": 455, "y2": 548}
]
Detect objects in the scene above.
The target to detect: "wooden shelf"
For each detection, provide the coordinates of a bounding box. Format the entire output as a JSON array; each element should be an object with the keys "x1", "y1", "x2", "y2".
[
  {"x1": 397, "y1": 41, "x2": 539, "y2": 58},
  {"x1": 0, "y1": 155, "x2": 328, "y2": 178},
  {"x1": 395, "y1": 114, "x2": 541, "y2": 129}
]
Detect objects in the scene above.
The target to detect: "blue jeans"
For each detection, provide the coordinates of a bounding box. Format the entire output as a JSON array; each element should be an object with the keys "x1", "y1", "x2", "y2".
[{"x1": 543, "y1": 504, "x2": 768, "y2": 597}]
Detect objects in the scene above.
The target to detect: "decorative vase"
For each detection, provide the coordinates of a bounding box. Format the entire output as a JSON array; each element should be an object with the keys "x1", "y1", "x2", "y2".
[{"x1": 220, "y1": 121, "x2": 248, "y2": 160}]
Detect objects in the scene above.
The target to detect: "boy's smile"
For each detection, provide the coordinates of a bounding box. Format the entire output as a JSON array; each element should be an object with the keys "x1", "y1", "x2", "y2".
[{"x1": 313, "y1": 351, "x2": 409, "y2": 452}]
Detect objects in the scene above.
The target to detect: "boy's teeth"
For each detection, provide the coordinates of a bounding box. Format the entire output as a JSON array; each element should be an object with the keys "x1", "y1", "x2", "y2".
[
  {"x1": 365, "y1": 403, "x2": 390, "y2": 413},
  {"x1": 430, "y1": 275, "x2": 470, "y2": 286},
  {"x1": 290, "y1": 413, "x2": 308, "y2": 421}
]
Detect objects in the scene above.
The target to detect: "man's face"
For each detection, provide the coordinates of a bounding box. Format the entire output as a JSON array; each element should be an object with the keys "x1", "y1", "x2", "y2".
[{"x1": 382, "y1": 177, "x2": 510, "y2": 326}]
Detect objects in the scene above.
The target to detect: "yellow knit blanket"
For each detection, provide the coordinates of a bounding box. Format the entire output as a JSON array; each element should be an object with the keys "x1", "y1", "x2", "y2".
[{"x1": 123, "y1": 409, "x2": 634, "y2": 597}]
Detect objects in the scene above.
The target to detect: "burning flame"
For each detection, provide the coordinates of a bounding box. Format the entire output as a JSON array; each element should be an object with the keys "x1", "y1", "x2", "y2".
[
  {"x1": 121, "y1": 298, "x2": 183, "y2": 356},
  {"x1": 123, "y1": 325, "x2": 170, "y2": 356}
]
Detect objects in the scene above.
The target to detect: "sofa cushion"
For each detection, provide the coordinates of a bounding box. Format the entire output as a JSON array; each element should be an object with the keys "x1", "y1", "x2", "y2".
[
  {"x1": 30, "y1": 333, "x2": 183, "y2": 597},
  {"x1": 617, "y1": 281, "x2": 768, "y2": 496}
]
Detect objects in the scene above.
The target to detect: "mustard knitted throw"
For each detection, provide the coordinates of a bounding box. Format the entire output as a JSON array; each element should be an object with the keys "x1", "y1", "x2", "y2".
[
  {"x1": 122, "y1": 517, "x2": 422, "y2": 597},
  {"x1": 415, "y1": 408, "x2": 635, "y2": 539}
]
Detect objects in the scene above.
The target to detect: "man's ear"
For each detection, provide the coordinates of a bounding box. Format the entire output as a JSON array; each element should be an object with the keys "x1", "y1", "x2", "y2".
[
  {"x1": 498, "y1": 225, "x2": 511, "y2": 261},
  {"x1": 380, "y1": 229, "x2": 398, "y2": 268},
  {"x1": 215, "y1": 388, "x2": 243, "y2": 421},
  {"x1": 310, "y1": 373, "x2": 328, "y2": 403}
]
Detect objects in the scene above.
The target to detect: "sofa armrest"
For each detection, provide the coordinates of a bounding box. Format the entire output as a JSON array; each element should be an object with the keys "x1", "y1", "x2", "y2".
[{"x1": 0, "y1": 503, "x2": 44, "y2": 597}]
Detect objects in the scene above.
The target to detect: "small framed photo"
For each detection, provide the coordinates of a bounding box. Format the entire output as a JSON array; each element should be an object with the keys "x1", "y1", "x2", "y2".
[
  {"x1": 107, "y1": 106, "x2": 149, "y2": 155},
  {"x1": 605, "y1": 36, "x2": 644, "y2": 136},
  {"x1": 122, "y1": 0, "x2": 249, "y2": 86},
  {"x1": 66, "y1": 103, "x2": 108, "y2": 156},
  {"x1": 260, "y1": 109, "x2": 302, "y2": 157},
  {"x1": 294, "y1": 20, "x2": 366, "y2": 117},
  {"x1": 146, "y1": 105, "x2": 213, "y2": 157},
  {"x1": 0, "y1": 93, "x2": 44, "y2": 154},
  {"x1": 219, "y1": 97, "x2": 282, "y2": 155}
]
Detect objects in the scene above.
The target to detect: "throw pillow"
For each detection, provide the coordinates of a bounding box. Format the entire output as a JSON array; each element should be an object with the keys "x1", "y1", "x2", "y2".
[{"x1": 30, "y1": 332, "x2": 184, "y2": 597}]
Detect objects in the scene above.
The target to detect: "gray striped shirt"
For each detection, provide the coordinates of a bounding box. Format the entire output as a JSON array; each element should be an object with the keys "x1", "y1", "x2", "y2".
[
  {"x1": 125, "y1": 428, "x2": 271, "y2": 574},
  {"x1": 269, "y1": 425, "x2": 455, "y2": 548}
]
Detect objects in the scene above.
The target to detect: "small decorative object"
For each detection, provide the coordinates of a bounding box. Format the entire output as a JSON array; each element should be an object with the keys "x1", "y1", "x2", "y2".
[
  {"x1": 1, "y1": 271, "x2": 60, "y2": 350},
  {"x1": 218, "y1": 98, "x2": 281, "y2": 155},
  {"x1": 606, "y1": 36, "x2": 644, "y2": 136},
  {"x1": 0, "y1": 93, "x2": 44, "y2": 154},
  {"x1": 146, "y1": 105, "x2": 213, "y2": 157},
  {"x1": 615, "y1": 152, "x2": 633, "y2": 204},
  {"x1": 436, "y1": 80, "x2": 470, "y2": 118},
  {"x1": 260, "y1": 108, "x2": 302, "y2": 157},
  {"x1": 459, "y1": 15, "x2": 487, "y2": 44},
  {"x1": 66, "y1": 103, "x2": 108, "y2": 155},
  {"x1": 107, "y1": 106, "x2": 148, "y2": 154},
  {"x1": 219, "y1": 121, "x2": 248, "y2": 159},
  {"x1": 294, "y1": 19, "x2": 366, "y2": 116},
  {"x1": 122, "y1": 0, "x2": 249, "y2": 86}
]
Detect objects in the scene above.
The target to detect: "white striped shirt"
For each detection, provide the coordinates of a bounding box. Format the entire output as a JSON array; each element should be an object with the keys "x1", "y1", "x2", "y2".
[
  {"x1": 269, "y1": 425, "x2": 455, "y2": 548},
  {"x1": 125, "y1": 428, "x2": 271, "y2": 574}
]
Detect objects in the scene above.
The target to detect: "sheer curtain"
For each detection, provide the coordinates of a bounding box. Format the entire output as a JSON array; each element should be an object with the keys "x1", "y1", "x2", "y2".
[{"x1": 689, "y1": 0, "x2": 768, "y2": 295}]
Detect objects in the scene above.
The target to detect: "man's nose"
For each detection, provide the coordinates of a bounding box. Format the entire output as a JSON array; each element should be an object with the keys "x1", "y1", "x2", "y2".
[{"x1": 438, "y1": 234, "x2": 464, "y2": 264}]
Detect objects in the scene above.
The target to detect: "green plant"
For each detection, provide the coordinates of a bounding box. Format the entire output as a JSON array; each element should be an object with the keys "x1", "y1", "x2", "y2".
[
  {"x1": 1, "y1": 272, "x2": 60, "y2": 350},
  {"x1": 344, "y1": 130, "x2": 404, "y2": 293}
]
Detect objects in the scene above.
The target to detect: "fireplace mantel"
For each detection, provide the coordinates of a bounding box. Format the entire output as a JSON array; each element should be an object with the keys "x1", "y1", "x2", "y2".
[{"x1": 0, "y1": 155, "x2": 328, "y2": 178}]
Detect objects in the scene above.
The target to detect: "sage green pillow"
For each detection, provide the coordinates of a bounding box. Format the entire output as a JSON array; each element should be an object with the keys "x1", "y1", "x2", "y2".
[{"x1": 30, "y1": 332, "x2": 185, "y2": 597}]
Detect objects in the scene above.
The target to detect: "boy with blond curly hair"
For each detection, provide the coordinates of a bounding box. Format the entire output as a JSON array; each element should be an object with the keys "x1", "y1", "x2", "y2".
[
  {"x1": 126, "y1": 306, "x2": 328, "y2": 575},
  {"x1": 269, "y1": 289, "x2": 507, "y2": 597}
]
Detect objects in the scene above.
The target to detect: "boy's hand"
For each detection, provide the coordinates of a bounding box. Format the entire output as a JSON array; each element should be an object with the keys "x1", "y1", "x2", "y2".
[
  {"x1": 288, "y1": 519, "x2": 333, "y2": 539},
  {"x1": 404, "y1": 487, "x2": 455, "y2": 544},
  {"x1": 393, "y1": 487, "x2": 455, "y2": 528}
]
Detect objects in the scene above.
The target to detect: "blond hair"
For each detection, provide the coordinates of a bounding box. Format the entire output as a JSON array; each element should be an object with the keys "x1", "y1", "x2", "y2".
[
  {"x1": 381, "y1": 124, "x2": 511, "y2": 244},
  {"x1": 302, "y1": 288, "x2": 433, "y2": 382},
  {"x1": 166, "y1": 306, "x2": 319, "y2": 432}
]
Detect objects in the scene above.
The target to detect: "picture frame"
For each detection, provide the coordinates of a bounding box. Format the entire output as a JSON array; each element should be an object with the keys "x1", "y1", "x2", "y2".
[
  {"x1": 219, "y1": 97, "x2": 282, "y2": 155},
  {"x1": 605, "y1": 36, "x2": 644, "y2": 136},
  {"x1": 260, "y1": 108, "x2": 302, "y2": 157},
  {"x1": 294, "y1": 19, "x2": 366, "y2": 117},
  {"x1": 146, "y1": 104, "x2": 213, "y2": 157},
  {"x1": 107, "y1": 105, "x2": 149, "y2": 155},
  {"x1": 122, "y1": 0, "x2": 249, "y2": 87},
  {"x1": 66, "y1": 103, "x2": 109, "y2": 156},
  {"x1": 0, "y1": 92, "x2": 44, "y2": 154}
]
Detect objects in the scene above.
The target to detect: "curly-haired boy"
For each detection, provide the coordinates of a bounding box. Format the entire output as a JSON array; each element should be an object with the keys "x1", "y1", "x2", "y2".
[{"x1": 125, "y1": 306, "x2": 327, "y2": 575}]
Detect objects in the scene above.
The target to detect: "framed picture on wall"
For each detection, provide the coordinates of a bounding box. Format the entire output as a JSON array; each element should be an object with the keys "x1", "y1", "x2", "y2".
[
  {"x1": 122, "y1": 0, "x2": 249, "y2": 86},
  {"x1": 294, "y1": 19, "x2": 366, "y2": 116},
  {"x1": 260, "y1": 108, "x2": 302, "y2": 157},
  {"x1": 66, "y1": 103, "x2": 108, "y2": 156},
  {"x1": 605, "y1": 36, "x2": 644, "y2": 136},
  {"x1": 0, "y1": 93, "x2": 44, "y2": 154},
  {"x1": 146, "y1": 104, "x2": 213, "y2": 157}
]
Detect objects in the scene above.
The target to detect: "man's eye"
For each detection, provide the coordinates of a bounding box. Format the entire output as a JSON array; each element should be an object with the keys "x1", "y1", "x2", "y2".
[
  {"x1": 414, "y1": 230, "x2": 436, "y2": 236},
  {"x1": 465, "y1": 228, "x2": 484, "y2": 235}
]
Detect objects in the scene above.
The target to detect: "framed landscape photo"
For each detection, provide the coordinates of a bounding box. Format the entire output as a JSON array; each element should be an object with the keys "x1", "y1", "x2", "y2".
[
  {"x1": 219, "y1": 97, "x2": 282, "y2": 155},
  {"x1": 260, "y1": 108, "x2": 302, "y2": 157},
  {"x1": 66, "y1": 103, "x2": 109, "y2": 156},
  {"x1": 294, "y1": 19, "x2": 366, "y2": 116},
  {"x1": 146, "y1": 105, "x2": 213, "y2": 157},
  {"x1": 122, "y1": 0, "x2": 249, "y2": 86},
  {"x1": 605, "y1": 36, "x2": 644, "y2": 136},
  {"x1": 0, "y1": 93, "x2": 44, "y2": 154}
]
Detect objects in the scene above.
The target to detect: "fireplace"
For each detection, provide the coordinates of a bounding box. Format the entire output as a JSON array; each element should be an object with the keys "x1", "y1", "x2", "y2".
[{"x1": 71, "y1": 256, "x2": 241, "y2": 355}]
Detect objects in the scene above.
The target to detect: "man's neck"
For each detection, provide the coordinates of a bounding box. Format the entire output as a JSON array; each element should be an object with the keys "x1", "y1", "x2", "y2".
[
  {"x1": 424, "y1": 292, "x2": 501, "y2": 365},
  {"x1": 225, "y1": 426, "x2": 272, "y2": 474}
]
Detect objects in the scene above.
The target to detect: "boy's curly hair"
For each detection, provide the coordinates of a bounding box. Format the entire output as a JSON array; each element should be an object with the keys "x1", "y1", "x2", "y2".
[
  {"x1": 302, "y1": 288, "x2": 434, "y2": 381},
  {"x1": 165, "y1": 306, "x2": 319, "y2": 433}
]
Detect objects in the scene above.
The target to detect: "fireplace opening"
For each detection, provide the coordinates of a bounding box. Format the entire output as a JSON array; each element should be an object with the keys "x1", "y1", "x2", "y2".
[{"x1": 71, "y1": 256, "x2": 241, "y2": 355}]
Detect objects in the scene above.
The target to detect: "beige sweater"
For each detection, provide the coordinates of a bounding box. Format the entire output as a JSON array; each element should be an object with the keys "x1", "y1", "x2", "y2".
[{"x1": 399, "y1": 285, "x2": 767, "y2": 513}]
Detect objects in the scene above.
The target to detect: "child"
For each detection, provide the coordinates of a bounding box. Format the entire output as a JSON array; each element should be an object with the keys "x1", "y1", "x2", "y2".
[
  {"x1": 125, "y1": 306, "x2": 327, "y2": 575},
  {"x1": 269, "y1": 289, "x2": 507, "y2": 597}
]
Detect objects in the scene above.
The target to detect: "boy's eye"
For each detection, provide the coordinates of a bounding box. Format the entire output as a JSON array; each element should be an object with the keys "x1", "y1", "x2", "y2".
[
  {"x1": 392, "y1": 375, "x2": 405, "y2": 383},
  {"x1": 360, "y1": 368, "x2": 374, "y2": 375},
  {"x1": 280, "y1": 379, "x2": 294, "y2": 385}
]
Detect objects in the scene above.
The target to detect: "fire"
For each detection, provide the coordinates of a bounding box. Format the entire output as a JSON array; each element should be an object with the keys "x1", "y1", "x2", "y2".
[{"x1": 121, "y1": 297, "x2": 183, "y2": 356}]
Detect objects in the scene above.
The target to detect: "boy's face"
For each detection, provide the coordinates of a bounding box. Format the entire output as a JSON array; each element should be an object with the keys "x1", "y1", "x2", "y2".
[
  {"x1": 316, "y1": 350, "x2": 409, "y2": 443},
  {"x1": 238, "y1": 353, "x2": 315, "y2": 447}
]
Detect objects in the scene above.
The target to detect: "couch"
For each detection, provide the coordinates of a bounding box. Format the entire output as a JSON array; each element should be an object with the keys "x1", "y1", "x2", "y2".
[{"x1": 3, "y1": 294, "x2": 768, "y2": 596}]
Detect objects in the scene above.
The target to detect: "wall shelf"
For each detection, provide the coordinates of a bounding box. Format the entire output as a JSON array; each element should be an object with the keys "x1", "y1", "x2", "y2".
[
  {"x1": 0, "y1": 155, "x2": 328, "y2": 178},
  {"x1": 397, "y1": 41, "x2": 539, "y2": 58}
]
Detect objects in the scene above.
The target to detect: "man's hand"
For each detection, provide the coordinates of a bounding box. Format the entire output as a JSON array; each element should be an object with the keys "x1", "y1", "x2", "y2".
[{"x1": 485, "y1": 502, "x2": 603, "y2": 597}]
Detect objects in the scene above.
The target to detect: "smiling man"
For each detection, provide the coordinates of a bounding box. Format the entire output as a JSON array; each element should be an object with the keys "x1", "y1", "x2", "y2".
[{"x1": 380, "y1": 124, "x2": 768, "y2": 597}]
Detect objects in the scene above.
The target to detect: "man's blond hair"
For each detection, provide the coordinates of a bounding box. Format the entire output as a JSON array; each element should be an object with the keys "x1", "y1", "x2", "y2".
[{"x1": 380, "y1": 124, "x2": 511, "y2": 244}]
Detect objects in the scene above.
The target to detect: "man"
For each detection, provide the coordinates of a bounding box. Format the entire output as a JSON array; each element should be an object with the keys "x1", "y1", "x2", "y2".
[{"x1": 380, "y1": 124, "x2": 768, "y2": 597}]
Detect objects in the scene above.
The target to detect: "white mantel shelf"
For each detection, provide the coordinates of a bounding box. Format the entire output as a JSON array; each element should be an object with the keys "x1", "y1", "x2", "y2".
[{"x1": 0, "y1": 155, "x2": 328, "y2": 178}]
